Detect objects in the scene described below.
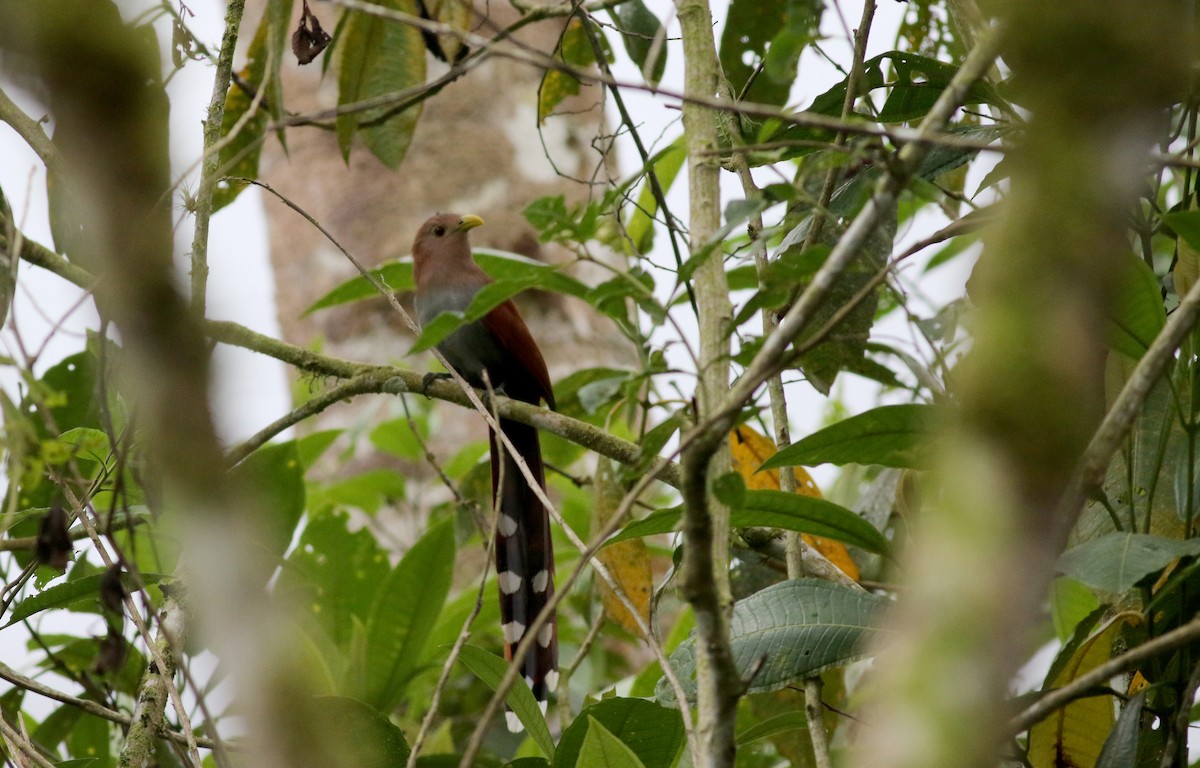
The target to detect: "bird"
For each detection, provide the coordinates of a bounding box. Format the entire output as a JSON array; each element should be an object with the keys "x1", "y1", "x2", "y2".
[{"x1": 411, "y1": 213, "x2": 557, "y2": 732}]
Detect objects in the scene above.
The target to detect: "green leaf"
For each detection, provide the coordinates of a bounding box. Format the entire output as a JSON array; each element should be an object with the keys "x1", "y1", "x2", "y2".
[
  {"x1": 723, "y1": 198, "x2": 772, "y2": 231},
  {"x1": 315, "y1": 468, "x2": 407, "y2": 515},
  {"x1": 586, "y1": 268, "x2": 664, "y2": 325},
  {"x1": 417, "y1": 253, "x2": 583, "y2": 349},
  {"x1": 7, "y1": 572, "x2": 166, "y2": 627},
  {"x1": 775, "y1": 189, "x2": 895, "y2": 394},
  {"x1": 576, "y1": 376, "x2": 628, "y2": 416},
  {"x1": 911, "y1": 125, "x2": 1005, "y2": 183},
  {"x1": 423, "y1": 577, "x2": 500, "y2": 664},
  {"x1": 577, "y1": 718, "x2": 647, "y2": 768},
  {"x1": 738, "y1": 490, "x2": 888, "y2": 553},
  {"x1": 1075, "y1": 371, "x2": 1183, "y2": 545},
  {"x1": 1164, "y1": 209, "x2": 1200, "y2": 252},
  {"x1": 1057, "y1": 533, "x2": 1200, "y2": 593},
  {"x1": 409, "y1": 310, "x2": 466, "y2": 355},
  {"x1": 523, "y1": 194, "x2": 619, "y2": 247},
  {"x1": 712, "y1": 471, "x2": 747, "y2": 508},
  {"x1": 33, "y1": 703, "x2": 81, "y2": 750},
  {"x1": 317, "y1": 696, "x2": 411, "y2": 765},
  {"x1": 304, "y1": 261, "x2": 413, "y2": 314},
  {"x1": 608, "y1": 491, "x2": 887, "y2": 554},
  {"x1": 55, "y1": 426, "x2": 110, "y2": 457},
  {"x1": 525, "y1": 195, "x2": 574, "y2": 240},
  {"x1": 553, "y1": 698, "x2": 684, "y2": 768},
  {"x1": 864, "y1": 52, "x2": 1001, "y2": 123},
  {"x1": 656, "y1": 579, "x2": 887, "y2": 704},
  {"x1": 31, "y1": 351, "x2": 102, "y2": 440},
  {"x1": 539, "y1": 17, "x2": 607, "y2": 122},
  {"x1": 110, "y1": 510, "x2": 179, "y2": 579},
  {"x1": 605, "y1": 507, "x2": 684, "y2": 544},
  {"x1": 1107, "y1": 252, "x2": 1166, "y2": 359},
  {"x1": 457, "y1": 645, "x2": 555, "y2": 758},
  {"x1": 363, "y1": 518, "x2": 455, "y2": 709},
  {"x1": 625, "y1": 138, "x2": 686, "y2": 256},
  {"x1": 760, "y1": 404, "x2": 940, "y2": 469},
  {"x1": 736, "y1": 711, "x2": 808, "y2": 746},
  {"x1": 718, "y1": 0, "x2": 792, "y2": 106},
  {"x1": 1050, "y1": 576, "x2": 1101, "y2": 643},
  {"x1": 67, "y1": 713, "x2": 110, "y2": 767},
  {"x1": 369, "y1": 417, "x2": 424, "y2": 461},
  {"x1": 277, "y1": 510, "x2": 391, "y2": 649},
  {"x1": 607, "y1": 0, "x2": 666, "y2": 83},
  {"x1": 476, "y1": 251, "x2": 590, "y2": 298},
  {"x1": 296, "y1": 429, "x2": 343, "y2": 468},
  {"x1": 762, "y1": 0, "x2": 821, "y2": 87},
  {"x1": 335, "y1": 0, "x2": 425, "y2": 168},
  {"x1": 1095, "y1": 692, "x2": 1144, "y2": 768},
  {"x1": 230, "y1": 440, "x2": 305, "y2": 558}
]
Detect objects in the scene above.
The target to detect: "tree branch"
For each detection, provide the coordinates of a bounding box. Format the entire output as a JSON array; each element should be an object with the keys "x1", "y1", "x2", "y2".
[
  {"x1": 0, "y1": 86, "x2": 62, "y2": 175},
  {"x1": 674, "y1": 1, "x2": 738, "y2": 766},
  {"x1": 188, "y1": 0, "x2": 245, "y2": 316},
  {"x1": 1061, "y1": 271, "x2": 1200, "y2": 528},
  {"x1": 0, "y1": 659, "x2": 221, "y2": 750},
  {"x1": 1009, "y1": 614, "x2": 1200, "y2": 734}
]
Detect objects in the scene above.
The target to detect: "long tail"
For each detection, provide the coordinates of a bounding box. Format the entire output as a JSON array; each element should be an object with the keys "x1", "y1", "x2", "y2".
[{"x1": 489, "y1": 417, "x2": 557, "y2": 731}]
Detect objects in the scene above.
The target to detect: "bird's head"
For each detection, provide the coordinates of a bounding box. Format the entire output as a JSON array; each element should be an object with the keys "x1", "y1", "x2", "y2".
[{"x1": 412, "y1": 213, "x2": 485, "y2": 287}]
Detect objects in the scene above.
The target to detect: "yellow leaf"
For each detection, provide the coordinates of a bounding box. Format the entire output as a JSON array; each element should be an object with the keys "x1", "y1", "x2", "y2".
[
  {"x1": 729, "y1": 426, "x2": 859, "y2": 581},
  {"x1": 594, "y1": 459, "x2": 652, "y2": 636},
  {"x1": 1127, "y1": 671, "x2": 1149, "y2": 696},
  {"x1": 1028, "y1": 615, "x2": 1132, "y2": 768}
]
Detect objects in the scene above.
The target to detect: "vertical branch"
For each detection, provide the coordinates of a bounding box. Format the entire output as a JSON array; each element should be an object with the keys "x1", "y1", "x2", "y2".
[
  {"x1": 674, "y1": 0, "x2": 738, "y2": 766},
  {"x1": 188, "y1": 0, "x2": 245, "y2": 316},
  {"x1": 117, "y1": 598, "x2": 201, "y2": 768},
  {"x1": 851, "y1": 4, "x2": 1192, "y2": 768}
]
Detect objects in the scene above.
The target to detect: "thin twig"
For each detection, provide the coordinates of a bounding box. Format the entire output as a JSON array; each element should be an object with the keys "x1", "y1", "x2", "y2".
[
  {"x1": 0, "y1": 715, "x2": 56, "y2": 768},
  {"x1": 0, "y1": 660, "x2": 221, "y2": 750},
  {"x1": 188, "y1": 0, "x2": 245, "y2": 317},
  {"x1": 1010, "y1": 614, "x2": 1200, "y2": 734},
  {"x1": 0, "y1": 88, "x2": 62, "y2": 176}
]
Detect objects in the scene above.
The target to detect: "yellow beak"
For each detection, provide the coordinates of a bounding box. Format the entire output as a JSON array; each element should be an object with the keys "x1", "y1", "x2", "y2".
[{"x1": 458, "y1": 214, "x2": 484, "y2": 232}]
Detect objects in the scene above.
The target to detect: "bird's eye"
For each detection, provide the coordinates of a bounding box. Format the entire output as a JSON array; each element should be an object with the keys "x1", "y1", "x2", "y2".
[{"x1": 432, "y1": 225, "x2": 446, "y2": 237}]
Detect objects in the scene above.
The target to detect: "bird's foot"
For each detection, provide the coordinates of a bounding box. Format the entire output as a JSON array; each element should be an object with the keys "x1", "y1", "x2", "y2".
[{"x1": 420, "y1": 372, "x2": 451, "y2": 397}]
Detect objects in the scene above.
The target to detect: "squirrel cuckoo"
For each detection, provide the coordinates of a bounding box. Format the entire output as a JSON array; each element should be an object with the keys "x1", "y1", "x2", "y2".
[{"x1": 412, "y1": 213, "x2": 557, "y2": 731}]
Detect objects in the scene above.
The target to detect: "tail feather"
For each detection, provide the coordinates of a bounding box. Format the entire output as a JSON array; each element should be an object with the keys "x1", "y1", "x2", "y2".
[{"x1": 490, "y1": 417, "x2": 557, "y2": 731}]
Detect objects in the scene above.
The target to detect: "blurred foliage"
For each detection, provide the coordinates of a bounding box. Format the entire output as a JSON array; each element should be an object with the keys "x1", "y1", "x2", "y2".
[{"x1": 1, "y1": 0, "x2": 1200, "y2": 765}]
